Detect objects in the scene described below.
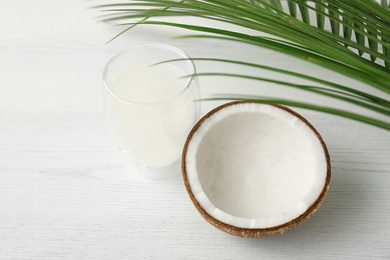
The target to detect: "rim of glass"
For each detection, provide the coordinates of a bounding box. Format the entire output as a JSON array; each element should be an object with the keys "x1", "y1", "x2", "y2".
[{"x1": 102, "y1": 44, "x2": 196, "y2": 106}]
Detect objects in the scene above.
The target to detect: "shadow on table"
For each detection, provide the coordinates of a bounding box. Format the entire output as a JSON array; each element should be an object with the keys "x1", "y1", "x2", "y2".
[{"x1": 224, "y1": 167, "x2": 382, "y2": 257}]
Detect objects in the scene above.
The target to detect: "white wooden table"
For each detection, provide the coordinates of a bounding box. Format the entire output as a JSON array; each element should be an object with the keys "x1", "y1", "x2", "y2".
[{"x1": 1, "y1": 1, "x2": 389, "y2": 259}]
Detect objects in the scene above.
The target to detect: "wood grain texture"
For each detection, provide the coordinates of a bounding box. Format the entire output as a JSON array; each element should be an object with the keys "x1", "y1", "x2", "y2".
[
  {"x1": 0, "y1": 111, "x2": 389, "y2": 259},
  {"x1": 1, "y1": 1, "x2": 389, "y2": 259}
]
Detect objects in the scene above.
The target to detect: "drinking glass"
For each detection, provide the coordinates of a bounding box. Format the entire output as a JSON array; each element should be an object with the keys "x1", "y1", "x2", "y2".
[{"x1": 103, "y1": 44, "x2": 200, "y2": 179}]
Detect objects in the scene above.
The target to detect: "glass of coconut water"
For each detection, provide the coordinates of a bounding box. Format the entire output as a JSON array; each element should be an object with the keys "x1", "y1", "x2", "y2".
[{"x1": 103, "y1": 44, "x2": 200, "y2": 179}]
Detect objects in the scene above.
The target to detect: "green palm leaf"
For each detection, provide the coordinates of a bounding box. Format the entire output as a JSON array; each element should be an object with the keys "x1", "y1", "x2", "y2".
[{"x1": 95, "y1": 0, "x2": 390, "y2": 130}]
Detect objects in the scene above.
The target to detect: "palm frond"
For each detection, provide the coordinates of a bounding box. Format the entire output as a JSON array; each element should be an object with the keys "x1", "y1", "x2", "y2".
[
  {"x1": 94, "y1": 0, "x2": 390, "y2": 130},
  {"x1": 203, "y1": 96, "x2": 390, "y2": 130},
  {"x1": 283, "y1": 0, "x2": 390, "y2": 64}
]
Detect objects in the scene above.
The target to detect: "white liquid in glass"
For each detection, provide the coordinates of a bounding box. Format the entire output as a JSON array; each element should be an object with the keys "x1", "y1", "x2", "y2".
[{"x1": 106, "y1": 64, "x2": 196, "y2": 168}]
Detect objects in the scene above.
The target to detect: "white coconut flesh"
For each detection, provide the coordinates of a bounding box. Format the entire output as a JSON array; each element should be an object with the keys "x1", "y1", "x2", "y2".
[{"x1": 184, "y1": 102, "x2": 328, "y2": 229}]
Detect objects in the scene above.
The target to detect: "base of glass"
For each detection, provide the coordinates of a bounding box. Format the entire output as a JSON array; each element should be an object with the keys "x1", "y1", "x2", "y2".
[
  {"x1": 120, "y1": 150, "x2": 182, "y2": 181},
  {"x1": 135, "y1": 160, "x2": 181, "y2": 181}
]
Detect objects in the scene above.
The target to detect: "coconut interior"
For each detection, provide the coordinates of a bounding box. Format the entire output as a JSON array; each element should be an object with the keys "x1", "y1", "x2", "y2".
[{"x1": 185, "y1": 103, "x2": 327, "y2": 229}]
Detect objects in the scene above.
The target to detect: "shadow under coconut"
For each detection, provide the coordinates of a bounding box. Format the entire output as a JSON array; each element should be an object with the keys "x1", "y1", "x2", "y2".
[{"x1": 225, "y1": 167, "x2": 383, "y2": 257}]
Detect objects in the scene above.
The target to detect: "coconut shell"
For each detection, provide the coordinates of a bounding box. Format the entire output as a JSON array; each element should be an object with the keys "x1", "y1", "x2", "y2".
[{"x1": 182, "y1": 101, "x2": 331, "y2": 238}]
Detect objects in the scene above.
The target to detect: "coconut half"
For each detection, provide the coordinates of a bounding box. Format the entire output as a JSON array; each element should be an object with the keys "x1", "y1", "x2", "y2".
[{"x1": 182, "y1": 101, "x2": 331, "y2": 238}]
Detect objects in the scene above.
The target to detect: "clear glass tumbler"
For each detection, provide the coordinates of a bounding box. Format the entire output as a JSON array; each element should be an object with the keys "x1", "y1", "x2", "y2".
[{"x1": 103, "y1": 44, "x2": 200, "y2": 179}]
